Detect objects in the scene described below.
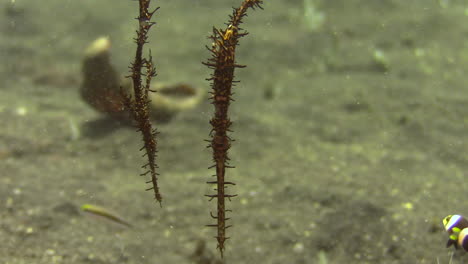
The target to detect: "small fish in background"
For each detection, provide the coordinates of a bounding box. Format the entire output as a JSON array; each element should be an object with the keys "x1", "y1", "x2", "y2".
[
  {"x1": 443, "y1": 214, "x2": 468, "y2": 250},
  {"x1": 81, "y1": 204, "x2": 133, "y2": 228}
]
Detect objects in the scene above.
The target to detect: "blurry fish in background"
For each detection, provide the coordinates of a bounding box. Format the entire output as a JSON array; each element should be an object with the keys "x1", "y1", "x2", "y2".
[
  {"x1": 80, "y1": 37, "x2": 204, "y2": 124},
  {"x1": 443, "y1": 214, "x2": 468, "y2": 250},
  {"x1": 81, "y1": 204, "x2": 133, "y2": 228}
]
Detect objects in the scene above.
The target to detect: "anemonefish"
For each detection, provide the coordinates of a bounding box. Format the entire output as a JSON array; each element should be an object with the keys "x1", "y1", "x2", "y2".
[{"x1": 443, "y1": 214, "x2": 468, "y2": 250}]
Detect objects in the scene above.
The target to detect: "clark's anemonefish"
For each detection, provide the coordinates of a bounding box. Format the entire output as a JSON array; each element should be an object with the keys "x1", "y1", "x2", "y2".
[{"x1": 443, "y1": 214, "x2": 468, "y2": 250}]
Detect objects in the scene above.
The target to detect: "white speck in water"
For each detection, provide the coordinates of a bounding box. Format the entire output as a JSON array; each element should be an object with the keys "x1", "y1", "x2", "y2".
[
  {"x1": 293, "y1": 242, "x2": 304, "y2": 253},
  {"x1": 15, "y1": 107, "x2": 27, "y2": 116}
]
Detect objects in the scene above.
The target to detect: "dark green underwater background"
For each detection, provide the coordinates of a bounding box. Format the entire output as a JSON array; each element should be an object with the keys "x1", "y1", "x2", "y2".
[{"x1": 1, "y1": 0, "x2": 468, "y2": 263}]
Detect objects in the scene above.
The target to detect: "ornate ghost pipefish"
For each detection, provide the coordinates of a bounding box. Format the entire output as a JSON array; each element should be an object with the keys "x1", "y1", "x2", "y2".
[{"x1": 203, "y1": 0, "x2": 263, "y2": 258}]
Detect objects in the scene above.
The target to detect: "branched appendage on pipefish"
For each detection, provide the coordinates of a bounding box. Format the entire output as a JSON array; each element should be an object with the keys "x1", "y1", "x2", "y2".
[
  {"x1": 123, "y1": 0, "x2": 162, "y2": 205},
  {"x1": 202, "y1": 0, "x2": 263, "y2": 257}
]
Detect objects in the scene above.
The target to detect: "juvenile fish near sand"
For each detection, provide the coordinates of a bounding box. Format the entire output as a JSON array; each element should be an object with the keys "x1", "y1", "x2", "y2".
[{"x1": 81, "y1": 204, "x2": 133, "y2": 228}]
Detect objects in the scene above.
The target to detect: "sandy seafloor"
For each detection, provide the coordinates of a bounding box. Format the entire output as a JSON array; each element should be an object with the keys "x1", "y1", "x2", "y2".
[{"x1": 2, "y1": 0, "x2": 468, "y2": 263}]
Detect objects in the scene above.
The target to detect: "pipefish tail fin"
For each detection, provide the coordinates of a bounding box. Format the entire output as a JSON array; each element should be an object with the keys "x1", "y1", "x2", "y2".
[{"x1": 81, "y1": 204, "x2": 133, "y2": 228}]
